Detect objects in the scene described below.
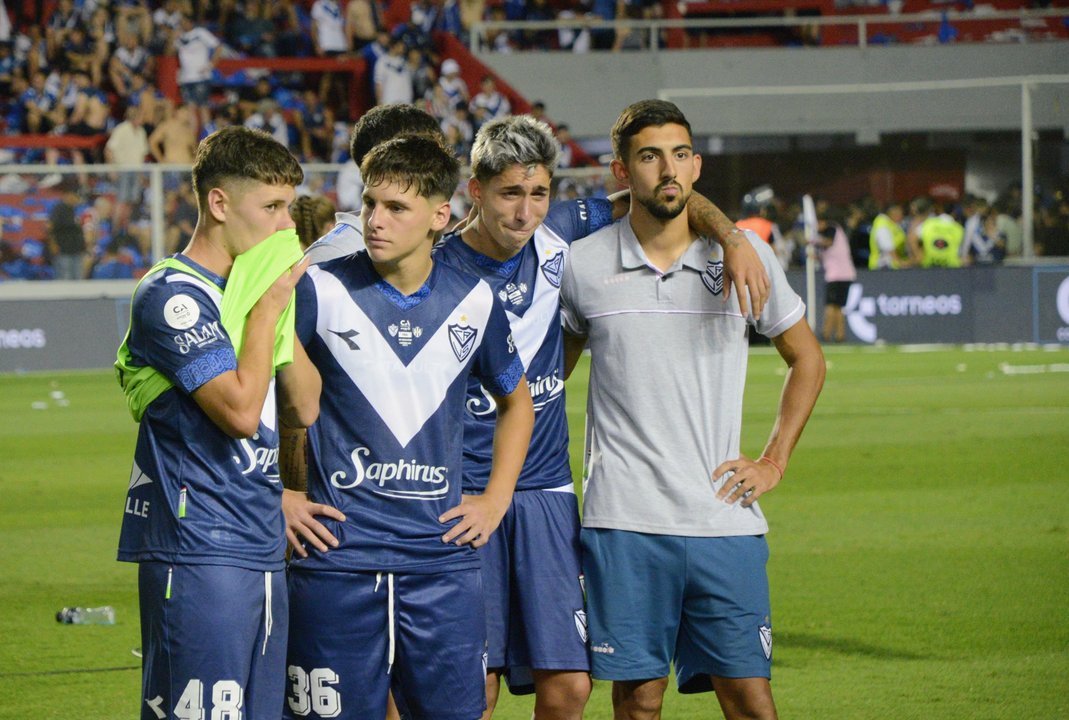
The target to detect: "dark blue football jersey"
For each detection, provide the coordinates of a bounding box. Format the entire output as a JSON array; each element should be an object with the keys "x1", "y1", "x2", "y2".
[
  {"x1": 117, "y1": 255, "x2": 287, "y2": 572},
  {"x1": 434, "y1": 198, "x2": 613, "y2": 492},
  {"x1": 291, "y1": 251, "x2": 524, "y2": 573}
]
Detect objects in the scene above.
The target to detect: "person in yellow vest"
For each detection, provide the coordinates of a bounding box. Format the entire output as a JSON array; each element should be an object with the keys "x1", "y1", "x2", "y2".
[
  {"x1": 868, "y1": 202, "x2": 908, "y2": 269},
  {"x1": 918, "y1": 203, "x2": 965, "y2": 268}
]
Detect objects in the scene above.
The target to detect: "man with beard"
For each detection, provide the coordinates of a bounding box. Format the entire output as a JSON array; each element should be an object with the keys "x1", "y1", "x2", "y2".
[{"x1": 560, "y1": 100, "x2": 826, "y2": 720}]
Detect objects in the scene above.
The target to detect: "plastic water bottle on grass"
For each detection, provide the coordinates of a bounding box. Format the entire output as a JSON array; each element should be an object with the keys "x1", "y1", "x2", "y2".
[{"x1": 56, "y1": 606, "x2": 116, "y2": 625}]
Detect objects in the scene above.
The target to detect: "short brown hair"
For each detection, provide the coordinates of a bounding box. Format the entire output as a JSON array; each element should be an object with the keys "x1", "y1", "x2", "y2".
[
  {"x1": 361, "y1": 134, "x2": 459, "y2": 203},
  {"x1": 191, "y1": 126, "x2": 303, "y2": 209},
  {"x1": 610, "y1": 99, "x2": 692, "y2": 161}
]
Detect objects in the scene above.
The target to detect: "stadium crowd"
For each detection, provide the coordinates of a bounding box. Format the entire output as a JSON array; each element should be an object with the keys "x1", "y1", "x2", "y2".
[{"x1": 0, "y1": 0, "x2": 1066, "y2": 282}]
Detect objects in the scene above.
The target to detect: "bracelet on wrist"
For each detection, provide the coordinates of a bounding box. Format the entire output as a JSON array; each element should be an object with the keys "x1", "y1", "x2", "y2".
[{"x1": 758, "y1": 455, "x2": 785, "y2": 478}]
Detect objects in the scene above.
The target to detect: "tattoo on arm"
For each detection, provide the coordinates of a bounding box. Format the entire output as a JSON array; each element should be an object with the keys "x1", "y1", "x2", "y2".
[{"x1": 279, "y1": 425, "x2": 308, "y2": 492}]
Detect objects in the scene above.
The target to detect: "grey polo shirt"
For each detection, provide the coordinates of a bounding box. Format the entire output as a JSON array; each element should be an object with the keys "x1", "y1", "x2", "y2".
[{"x1": 559, "y1": 217, "x2": 805, "y2": 537}]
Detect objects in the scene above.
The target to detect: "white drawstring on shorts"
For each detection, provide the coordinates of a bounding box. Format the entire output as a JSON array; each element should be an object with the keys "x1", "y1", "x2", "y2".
[
  {"x1": 374, "y1": 572, "x2": 397, "y2": 674},
  {"x1": 262, "y1": 571, "x2": 273, "y2": 656}
]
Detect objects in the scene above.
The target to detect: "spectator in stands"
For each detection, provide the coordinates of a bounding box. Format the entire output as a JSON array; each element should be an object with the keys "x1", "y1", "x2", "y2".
[
  {"x1": 13, "y1": 24, "x2": 47, "y2": 80},
  {"x1": 530, "y1": 99, "x2": 548, "y2": 124},
  {"x1": 236, "y1": 76, "x2": 276, "y2": 120},
  {"x1": 408, "y1": 47, "x2": 435, "y2": 102},
  {"x1": 424, "y1": 82, "x2": 452, "y2": 121},
  {"x1": 555, "y1": 123, "x2": 574, "y2": 168},
  {"x1": 149, "y1": 1, "x2": 180, "y2": 56},
  {"x1": 346, "y1": 0, "x2": 380, "y2": 51},
  {"x1": 290, "y1": 194, "x2": 337, "y2": 249},
  {"x1": 994, "y1": 193, "x2": 1023, "y2": 257},
  {"x1": 959, "y1": 194, "x2": 985, "y2": 258},
  {"x1": 149, "y1": 103, "x2": 197, "y2": 164},
  {"x1": 174, "y1": 13, "x2": 220, "y2": 131},
  {"x1": 817, "y1": 211, "x2": 856, "y2": 343},
  {"x1": 127, "y1": 73, "x2": 166, "y2": 133},
  {"x1": 485, "y1": 5, "x2": 516, "y2": 53},
  {"x1": 868, "y1": 201, "x2": 908, "y2": 269},
  {"x1": 64, "y1": 68, "x2": 110, "y2": 183},
  {"x1": 441, "y1": 100, "x2": 474, "y2": 153},
  {"x1": 229, "y1": 0, "x2": 279, "y2": 57},
  {"x1": 85, "y1": 7, "x2": 115, "y2": 78},
  {"x1": 105, "y1": 106, "x2": 150, "y2": 231},
  {"x1": 469, "y1": 74, "x2": 510, "y2": 129},
  {"x1": 589, "y1": 0, "x2": 616, "y2": 50},
  {"x1": 407, "y1": 0, "x2": 439, "y2": 49},
  {"x1": 374, "y1": 35, "x2": 413, "y2": 106},
  {"x1": 963, "y1": 207, "x2": 1006, "y2": 265},
  {"x1": 437, "y1": 57, "x2": 469, "y2": 108},
  {"x1": 47, "y1": 180, "x2": 88, "y2": 280},
  {"x1": 442, "y1": 122, "x2": 471, "y2": 165},
  {"x1": 116, "y1": 0, "x2": 153, "y2": 47},
  {"x1": 109, "y1": 33, "x2": 153, "y2": 101},
  {"x1": 311, "y1": 0, "x2": 350, "y2": 108},
  {"x1": 437, "y1": 0, "x2": 464, "y2": 39},
  {"x1": 520, "y1": 0, "x2": 556, "y2": 49},
  {"x1": 20, "y1": 69, "x2": 57, "y2": 134},
  {"x1": 90, "y1": 225, "x2": 146, "y2": 280},
  {"x1": 558, "y1": 2, "x2": 593, "y2": 52},
  {"x1": 60, "y1": 25, "x2": 102, "y2": 87},
  {"x1": 245, "y1": 99, "x2": 291, "y2": 148},
  {"x1": 273, "y1": 0, "x2": 310, "y2": 57},
  {"x1": 46, "y1": 0, "x2": 79, "y2": 60},
  {"x1": 459, "y1": 0, "x2": 487, "y2": 38},
  {"x1": 296, "y1": 89, "x2": 335, "y2": 162}
]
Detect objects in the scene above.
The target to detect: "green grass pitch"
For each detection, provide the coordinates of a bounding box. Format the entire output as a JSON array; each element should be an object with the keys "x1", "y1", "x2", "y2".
[{"x1": 1, "y1": 344, "x2": 1067, "y2": 719}]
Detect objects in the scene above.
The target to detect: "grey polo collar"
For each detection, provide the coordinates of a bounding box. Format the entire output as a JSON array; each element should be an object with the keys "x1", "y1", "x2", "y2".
[{"x1": 618, "y1": 215, "x2": 715, "y2": 274}]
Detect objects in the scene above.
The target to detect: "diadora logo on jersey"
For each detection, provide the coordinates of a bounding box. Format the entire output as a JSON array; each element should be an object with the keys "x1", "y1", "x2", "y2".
[
  {"x1": 172, "y1": 321, "x2": 223, "y2": 354},
  {"x1": 125, "y1": 461, "x2": 152, "y2": 518},
  {"x1": 574, "y1": 609, "x2": 588, "y2": 644},
  {"x1": 330, "y1": 447, "x2": 449, "y2": 499},
  {"x1": 541, "y1": 250, "x2": 565, "y2": 288},
  {"x1": 388, "y1": 319, "x2": 423, "y2": 347},
  {"x1": 329, "y1": 328, "x2": 361, "y2": 350},
  {"x1": 498, "y1": 282, "x2": 528, "y2": 307},
  {"x1": 163, "y1": 293, "x2": 199, "y2": 330},
  {"x1": 701, "y1": 259, "x2": 724, "y2": 296},
  {"x1": 591, "y1": 642, "x2": 615, "y2": 655},
  {"x1": 759, "y1": 624, "x2": 773, "y2": 660},
  {"x1": 127, "y1": 460, "x2": 152, "y2": 490},
  {"x1": 448, "y1": 322, "x2": 478, "y2": 362}
]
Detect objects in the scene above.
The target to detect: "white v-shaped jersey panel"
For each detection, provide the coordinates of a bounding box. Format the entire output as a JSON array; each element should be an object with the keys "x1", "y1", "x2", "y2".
[
  {"x1": 503, "y1": 227, "x2": 569, "y2": 372},
  {"x1": 310, "y1": 266, "x2": 494, "y2": 449}
]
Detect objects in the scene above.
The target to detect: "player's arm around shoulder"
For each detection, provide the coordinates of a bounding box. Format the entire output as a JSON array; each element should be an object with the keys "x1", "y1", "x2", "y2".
[
  {"x1": 193, "y1": 258, "x2": 310, "y2": 438},
  {"x1": 688, "y1": 192, "x2": 770, "y2": 320}
]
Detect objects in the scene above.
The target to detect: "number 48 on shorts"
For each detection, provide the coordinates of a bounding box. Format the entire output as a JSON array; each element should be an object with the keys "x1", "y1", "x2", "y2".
[{"x1": 146, "y1": 679, "x2": 244, "y2": 720}]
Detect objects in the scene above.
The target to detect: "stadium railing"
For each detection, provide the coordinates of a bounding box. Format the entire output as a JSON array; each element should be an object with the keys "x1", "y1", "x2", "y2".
[{"x1": 468, "y1": 7, "x2": 1069, "y2": 53}]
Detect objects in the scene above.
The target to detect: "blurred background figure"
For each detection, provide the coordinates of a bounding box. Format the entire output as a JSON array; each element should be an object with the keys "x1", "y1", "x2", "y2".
[
  {"x1": 817, "y1": 210, "x2": 856, "y2": 343},
  {"x1": 291, "y1": 194, "x2": 337, "y2": 249}
]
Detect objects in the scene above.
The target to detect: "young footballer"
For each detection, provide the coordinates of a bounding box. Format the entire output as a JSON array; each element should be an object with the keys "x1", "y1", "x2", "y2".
[
  {"x1": 116, "y1": 126, "x2": 319, "y2": 719},
  {"x1": 560, "y1": 100, "x2": 826, "y2": 720},
  {"x1": 283, "y1": 134, "x2": 534, "y2": 720}
]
